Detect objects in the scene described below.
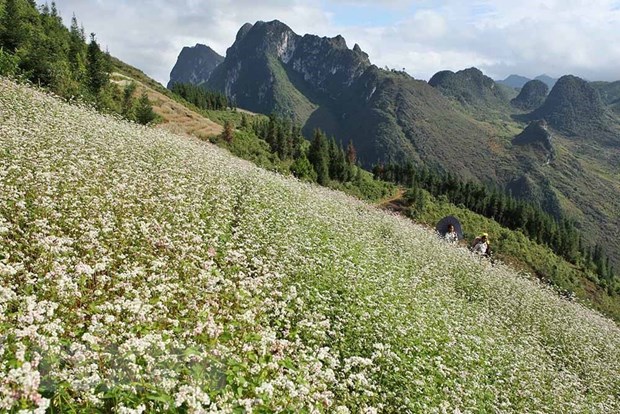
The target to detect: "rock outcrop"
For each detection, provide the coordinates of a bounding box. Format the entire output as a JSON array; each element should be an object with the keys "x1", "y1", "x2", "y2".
[{"x1": 512, "y1": 119, "x2": 555, "y2": 162}]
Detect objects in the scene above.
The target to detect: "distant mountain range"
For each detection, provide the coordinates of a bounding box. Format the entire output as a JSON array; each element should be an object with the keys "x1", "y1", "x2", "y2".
[
  {"x1": 169, "y1": 20, "x2": 620, "y2": 268},
  {"x1": 497, "y1": 74, "x2": 558, "y2": 89}
]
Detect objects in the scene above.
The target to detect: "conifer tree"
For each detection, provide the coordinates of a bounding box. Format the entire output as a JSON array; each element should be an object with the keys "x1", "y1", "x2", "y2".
[
  {"x1": 135, "y1": 90, "x2": 156, "y2": 125},
  {"x1": 291, "y1": 125, "x2": 304, "y2": 159},
  {"x1": 222, "y1": 120, "x2": 234, "y2": 143},
  {"x1": 68, "y1": 15, "x2": 86, "y2": 82},
  {"x1": 308, "y1": 129, "x2": 330, "y2": 185},
  {"x1": 122, "y1": 81, "x2": 137, "y2": 120},
  {"x1": 86, "y1": 33, "x2": 108, "y2": 97},
  {"x1": 346, "y1": 140, "x2": 357, "y2": 165}
]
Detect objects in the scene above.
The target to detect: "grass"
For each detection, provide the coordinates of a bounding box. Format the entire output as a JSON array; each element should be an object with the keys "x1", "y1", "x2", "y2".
[
  {"x1": 400, "y1": 190, "x2": 620, "y2": 321},
  {"x1": 1, "y1": 78, "x2": 620, "y2": 413}
]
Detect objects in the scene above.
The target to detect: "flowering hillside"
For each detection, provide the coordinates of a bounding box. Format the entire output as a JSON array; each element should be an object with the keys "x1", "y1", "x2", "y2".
[{"x1": 1, "y1": 78, "x2": 620, "y2": 413}]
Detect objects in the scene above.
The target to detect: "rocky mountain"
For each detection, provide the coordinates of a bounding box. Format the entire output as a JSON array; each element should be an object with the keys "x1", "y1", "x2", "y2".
[
  {"x1": 428, "y1": 67, "x2": 511, "y2": 109},
  {"x1": 529, "y1": 75, "x2": 607, "y2": 136},
  {"x1": 511, "y1": 79, "x2": 549, "y2": 111},
  {"x1": 206, "y1": 20, "x2": 371, "y2": 123},
  {"x1": 172, "y1": 20, "x2": 620, "y2": 268},
  {"x1": 167, "y1": 44, "x2": 224, "y2": 88}
]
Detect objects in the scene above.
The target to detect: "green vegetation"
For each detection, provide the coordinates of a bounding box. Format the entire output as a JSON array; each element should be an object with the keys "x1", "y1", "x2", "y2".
[
  {"x1": 2, "y1": 78, "x2": 620, "y2": 413},
  {"x1": 374, "y1": 163, "x2": 618, "y2": 291},
  {"x1": 169, "y1": 82, "x2": 229, "y2": 111},
  {"x1": 0, "y1": 0, "x2": 157, "y2": 121},
  {"x1": 209, "y1": 112, "x2": 394, "y2": 201},
  {"x1": 372, "y1": 163, "x2": 620, "y2": 320}
]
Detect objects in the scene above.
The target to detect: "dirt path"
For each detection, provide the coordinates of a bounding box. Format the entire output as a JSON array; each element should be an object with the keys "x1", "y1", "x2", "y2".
[{"x1": 377, "y1": 187, "x2": 407, "y2": 211}]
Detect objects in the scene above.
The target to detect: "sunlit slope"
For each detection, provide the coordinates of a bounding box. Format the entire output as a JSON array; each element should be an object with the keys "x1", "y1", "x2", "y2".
[{"x1": 1, "y1": 79, "x2": 619, "y2": 413}]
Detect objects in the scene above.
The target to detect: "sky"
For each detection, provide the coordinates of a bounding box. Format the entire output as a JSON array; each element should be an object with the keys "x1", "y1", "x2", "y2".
[{"x1": 39, "y1": 0, "x2": 620, "y2": 86}]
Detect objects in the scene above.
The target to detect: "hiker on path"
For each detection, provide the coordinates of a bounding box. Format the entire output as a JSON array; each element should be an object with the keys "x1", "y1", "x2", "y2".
[{"x1": 471, "y1": 233, "x2": 490, "y2": 257}]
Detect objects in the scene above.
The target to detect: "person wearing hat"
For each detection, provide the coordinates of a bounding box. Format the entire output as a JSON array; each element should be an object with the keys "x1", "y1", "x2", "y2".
[{"x1": 471, "y1": 233, "x2": 490, "y2": 256}]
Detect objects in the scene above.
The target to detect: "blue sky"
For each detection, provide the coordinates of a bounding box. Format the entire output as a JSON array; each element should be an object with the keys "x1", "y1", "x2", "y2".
[{"x1": 39, "y1": 1, "x2": 620, "y2": 85}]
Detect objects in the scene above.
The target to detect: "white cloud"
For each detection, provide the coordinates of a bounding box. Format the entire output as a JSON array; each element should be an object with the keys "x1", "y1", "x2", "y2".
[{"x1": 43, "y1": 0, "x2": 620, "y2": 85}]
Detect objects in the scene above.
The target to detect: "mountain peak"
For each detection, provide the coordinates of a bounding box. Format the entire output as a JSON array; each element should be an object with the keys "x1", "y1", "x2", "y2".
[
  {"x1": 511, "y1": 79, "x2": 548, "y2": 111},
  {"x1": 530, "y1": 74, "x2": 605, "y2": 134},
  {"x1": 428, "y1": 67, "x2": 508, "y2": 107},
  {"x1": 168, "y1": 44, "x2": 224, "y2": 88},
  {"x1": 202, "y1": 22, "x2": 371, "y2": 120},
  {"x1": 253, "y1": 19, "x2": 294, "y2": 34},
  {"x1": 236, "y1": 22, "x2": 254, "y2": 41}
]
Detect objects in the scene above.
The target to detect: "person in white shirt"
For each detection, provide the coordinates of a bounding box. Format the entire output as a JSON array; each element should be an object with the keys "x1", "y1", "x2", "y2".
[
  {"x1": 444, "y1": 224, "x2": 459, "y2": 244},
  {"x1": 471, "y1": 233, "x2": 490, "y2": 256}
]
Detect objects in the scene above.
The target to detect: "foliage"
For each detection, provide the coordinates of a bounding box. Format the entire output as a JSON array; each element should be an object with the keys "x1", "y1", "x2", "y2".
[
  {"x1": 289, "y1": 154, "x2": 317, "y2": 182},
  {"x1": 374, "y1": 162, "x2": 618, "y2": 293},
  {"x1": 134, "y1": 90, "x2": 157, "y2": 125},
  {"x1": 221, "y1": 120, "x2": 234, "y2": 143},
  {"x1": 406, "y1": 191, "x2": 620, "y2": 321},
  {"x1": 2, "y1": 79, "x2": 620, "y2": 413},
  {"x1": 0, "y1": 46, "x2": 18, "y2": 76},
  {"x1": 308, "y1": 129, "x2": 330, "y2": 185},
  {"x1": 169, "y1": 82, "x2": 228, "y2": 111},
  {"x1": 0, "y1": 0, "x2": 135, "y2": 119}
]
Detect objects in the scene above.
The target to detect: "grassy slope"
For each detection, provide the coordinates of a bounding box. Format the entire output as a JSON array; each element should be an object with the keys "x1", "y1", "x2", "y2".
[
  {"x1": 2, "y1": 79, "x2": 620, "y2": 413},
  {"x1": 110, "y1": 64, "x2": 620, "y2": 317},
  {"x1": 111, "y1": 61, "x2": 620, "y2": 315},
  {"x1": 394, "y1": 191, "x2": 620, "y2": 321}
]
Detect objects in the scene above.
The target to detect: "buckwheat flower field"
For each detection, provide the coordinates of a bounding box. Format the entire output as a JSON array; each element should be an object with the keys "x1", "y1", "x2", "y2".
[{"x1": 1, "y1": 78, "x2": 619, "y2": 413}]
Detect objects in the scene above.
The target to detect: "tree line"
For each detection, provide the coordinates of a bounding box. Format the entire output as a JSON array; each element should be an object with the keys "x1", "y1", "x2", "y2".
[
  {"x1": 373, "y1": 162, "x2": 617, "y2": 290},
  {"x1": 169, "y1": 82, "x2": 229, "y2": 111},
  {"x1": 0, "y1": 0, "x2": 156, "y2": 124},
  {"x1": 250, "y1": 115, "x2": 359, "y2": 185}
]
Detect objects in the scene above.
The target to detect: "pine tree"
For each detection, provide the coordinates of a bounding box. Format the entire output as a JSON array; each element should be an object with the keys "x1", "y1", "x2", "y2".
[
  {"x1": 291, "y1": 125, "x2": 304, "y2": 159},
  {"x1": 346, "y1": 140, "x2": 357, "y2": 165},
  {"x1": 68, "y1": 14, "x2": 86, "y2": 83},
  {"x1": 135, "y1": 90, "x2": 156, "y2": 125},
  {"x1": 308, "y1": 129, "x2": 330, "y2": 185},
  {"x1": 122, "y1": 81, "x2": 137, "y2": 120},
  {"x1": 222, "y1": 120, "x2": 234, "y2": 143},
  {"x1": 86, "y1": 33, "x2": 108, "y2": 97}
]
